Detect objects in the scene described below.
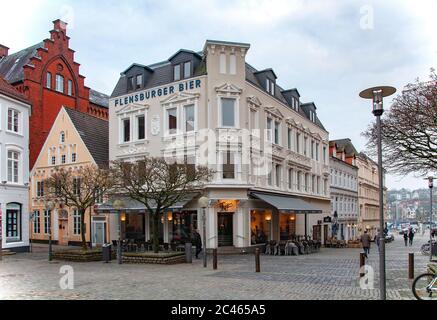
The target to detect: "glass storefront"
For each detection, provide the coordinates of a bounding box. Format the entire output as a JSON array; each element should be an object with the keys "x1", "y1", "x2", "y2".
[
  {"x1": 279, "y1": 213, "x2": 296, "y2": 240},
  {"x1": 250, "y1": 210, "x2": 272, "y2": 245},
  {"x1": 125, "y1": 213, "x2": 145, "y2": 240},
  {"x1": 168, "y1": 210, "x2": 197, "y2": 244}
]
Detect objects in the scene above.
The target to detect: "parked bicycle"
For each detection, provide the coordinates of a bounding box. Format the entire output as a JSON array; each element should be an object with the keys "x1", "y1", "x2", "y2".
[
  {"x1": 421, "y1": 240, "x2": 437, "y2": 256},
  {"x1": 412, "y1": 273, "x2": 437, "y2": 300}
]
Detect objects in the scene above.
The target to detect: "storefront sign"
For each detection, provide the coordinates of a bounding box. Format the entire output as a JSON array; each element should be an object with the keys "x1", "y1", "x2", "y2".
[
  {"x1": 114, "y1": 79, "x2": 202, "y2": 107},
  {"x1": 323, "y1": 216, "x2": 332, "y2": 223}
]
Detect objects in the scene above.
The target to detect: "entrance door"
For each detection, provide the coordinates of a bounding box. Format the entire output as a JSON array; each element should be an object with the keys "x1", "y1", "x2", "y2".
[
  {"x1": 217, "y1": 213, "x2": 233, "y2": 247},
  {"x1": 58, "y1": 220, "x2": 68, "y2": 246},
  {"x1": 93, "y1": 222, "x2": 106, "y2": 246},
  {"x1": 313, "y1": 225, "x2": 321, "y2": 241}
]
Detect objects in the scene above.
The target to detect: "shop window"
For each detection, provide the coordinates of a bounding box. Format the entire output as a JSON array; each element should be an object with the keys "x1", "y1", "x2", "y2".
[
  {"x1": 279, "y1": 213, "x2": 296, "y2": 241},
  {"x1": 168, "y1": 211, "x2": 197, "y2": 244},
  {"x1": 250, "y1": 210, "x2": 272, "y2": 245},
  {"x1": 6, "y1": 203, "x2": 22, "y2": 242}
]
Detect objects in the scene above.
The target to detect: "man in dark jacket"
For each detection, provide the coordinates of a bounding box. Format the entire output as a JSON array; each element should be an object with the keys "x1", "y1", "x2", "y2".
[
  {"x1": 360, "y1": 230, "x2": 371, "y2": 258},
  {"x1": 192, "y1": 230, "x2": 202, "y2": 259},
  {"x1": 403, "y1": 230, "x2": 408, "y2": 246},
  {"x1": 408, "y1": 227, "x2": 415, "y2": 246}
]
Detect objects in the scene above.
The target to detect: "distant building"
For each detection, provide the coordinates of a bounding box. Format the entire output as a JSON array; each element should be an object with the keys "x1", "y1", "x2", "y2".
[
  {"x1": 356, "y1": 152, "x2": 387, "y2": 238},
  {"x1": 329, "y1": 139, "x2": 359, "y2": 241},
  {"x1": 30, "y1": 107, "x2": 108, "y2": 246},
  {"x1": 0, "y1": 19, "x2": 109, "y2": 169},
  {"x1": 0, "y1": 76, "x2": 31, "y2": 252}
]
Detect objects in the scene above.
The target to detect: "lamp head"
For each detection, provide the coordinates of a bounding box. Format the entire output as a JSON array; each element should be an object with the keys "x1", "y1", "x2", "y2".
[
  {"x1": 198, "y1": 196, "x2": 209, "y2": 208},
  {"x1": 359, "y1": 86, "x2": 396, "y2": 117},
  {"x1": 427, "y1": 176, "x2": 434, "y2": 189}
]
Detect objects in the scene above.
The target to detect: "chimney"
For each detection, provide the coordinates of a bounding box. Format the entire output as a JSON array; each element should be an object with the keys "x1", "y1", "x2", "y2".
[
  {"x1": 53, "y1": 19, "x2": 68, "y2": 33},
  {"x1": 0, "y1": 44, "x2": 9, "y2": 58}
]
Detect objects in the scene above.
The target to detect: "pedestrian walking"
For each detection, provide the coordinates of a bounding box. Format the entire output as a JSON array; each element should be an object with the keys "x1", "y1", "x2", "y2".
[
  {"x1": 360, "y1": 230, "x2": 371, "y2": 258},
  {"x1": 375, "y1": 230, "x2": 381, "y2": 253},
  {"x1": 408, "y1": 227, "x2": 415, "y2": 246},
  {"x1": 192, "y1": 229, "x2": 202, "y2": 259},
  {"x1": 403, "y1": 231, "x2": 408, "y2": 247}
]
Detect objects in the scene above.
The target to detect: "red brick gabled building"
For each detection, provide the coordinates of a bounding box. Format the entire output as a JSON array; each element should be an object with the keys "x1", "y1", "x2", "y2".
[{"x1": 0, "y1": 19, "x2": 108, "y2": 169}]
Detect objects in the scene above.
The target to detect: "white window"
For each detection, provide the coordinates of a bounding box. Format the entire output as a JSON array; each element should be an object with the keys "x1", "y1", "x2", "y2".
[
  {"x1": 274, "y1": 121, "x2": 280, "y2": 145},
  {"x1": 173, "y1": 65, "x2": 181, "y2": 81},
  {"x1": 222, "y1": 150, "x2": 235, "y2": 179},
  {"x1": 297, "y1": 172, "x2": 301, "y2": 191},
  {"x1": 73, "y1": 178, "x2": 81, "y2": 196},
  {"x1": 219, "y1": 53, "x2": 226, "y2": 74},
  {"x1": 311, "y1": 141, "x2": 315, "y2": 159},
  {"x1": 7, "y1": 109, "x2": 20, "y2": 133},
  {"x1": 72, "y1": 153, "x2": 77, "y2": 163},
  {"x1": 316, "y1": 143, "x2": 319, "y2": 161},
  {"x1": 266, "y1": 118, "x2": 273, "y2": 142},
  {"x1": 51, "y1": 156, "x2": 56, "y2": 165},
  {"x1": 37, "y1": 181, "x2": 44, "y2": 197},
  {"x1": 287, "y1": 128, "x2": 292, "y2": 150},
  {"x1": 7, "y1": 150, "x2": 19, "y2": 183},
  {"x1": 33, "y1": 210, "x2": 40, "y2": 234},
  {"x1": 296, "y1": 132, "x2": 300, "y2": 153},
  {"x1": 266, "y1": 79, "x2": 275, "y2": 95},
  {"x1": 136, "y1": 74, "x2": 142, "y2": 89},
  {"x1": 167, "y1": 107, "x2": 178, "y2": 134},
  {"x1": 249, "y1": 109, "x2": 257, "y2": 130},
  {"x1": 44, "y1": 210, "x2": 51, "y2": 234},
  {"x1": 8, "y1": 109, "x2": 20, "y2": 133},
  {"x1": 288, "y1": 168, "x2": 293, "y2": 189},
  {"x1": 220, "y1": 98, "x2": 236, "y2": 127},
  {"x1": 275, "y1": 164, "x2": 281, "y2": 188},
  {"x1": 55, "y1": 74, "x2": 64, "y2": 93},
  {"x1": 46, "y1": 72, "x2": 52, "y2": 89},
  {"x1": 184, "y1": 104, "x2": 195, "y2": 132},
  {"x1": 304, "y1": 137, "x2": 308, "y2": 156},
  {"x1": 122, "y1": 118, "x2": 130, "y2": 142},
  {"x1": 73, "y1": 209, "x2": 81, "y2": 235},
  {"x1": 61, "y1": 155, "x2": 66, "y2": 164},
  {"x1": 184, "y1": 61, "x2": 191, "y2": 79},
  {"x1": 137, "y1": 115, "x2": 145, "y2": 140},
  {"x1": 67, "y1": 80, "x2": 73, "y2": 96},
  {"x1": 229, "y1": 54, "x2": 236, "y2": 75},
  {"x1": 60, "y1": 131, "x2": 65, "y2": 143}
]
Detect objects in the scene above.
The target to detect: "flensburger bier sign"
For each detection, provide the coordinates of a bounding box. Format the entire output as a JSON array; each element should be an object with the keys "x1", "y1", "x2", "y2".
[{"x1": 114, "y1": 79, "x2": 202, "y2": 107}]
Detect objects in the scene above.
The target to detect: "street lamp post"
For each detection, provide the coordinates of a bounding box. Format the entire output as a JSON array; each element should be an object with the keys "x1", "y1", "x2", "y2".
[
  {"x1": 45, "y1": 201, "x2": 55, "y2": 261},
  {"x1": 113, "y1": 199, "x2": 125, "y2": 265},
  {"x1": 198, "y1": 196, "x2": 209, "y2": 268},
  {"x1": 360, "y1": 85, "x2": 396, "y2": 301},
  {"x1": 426, "y1": 177, "x2": 434, "y2": 262}
]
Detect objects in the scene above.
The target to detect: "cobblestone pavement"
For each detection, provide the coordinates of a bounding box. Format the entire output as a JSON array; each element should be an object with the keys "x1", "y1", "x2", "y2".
[{"x1": 0, "y1": 233, "x2": 432, "y2": 300}]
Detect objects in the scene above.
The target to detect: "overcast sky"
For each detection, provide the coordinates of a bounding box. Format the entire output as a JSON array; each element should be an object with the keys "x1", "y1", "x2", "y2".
[{"x1": 1, "y1": 0, "x2": 436, "y2": 190}]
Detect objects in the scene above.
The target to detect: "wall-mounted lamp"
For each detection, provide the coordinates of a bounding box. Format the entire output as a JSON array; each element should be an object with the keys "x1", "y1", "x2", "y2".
[
  {"x1": 167, "y1": 212, "x2": 173, "y2": 221},
  {"x1": 265, "y1": 215, "x2": 272, "y2": 222},
  {"x1": 120, "y1": 213, "x2": 126, "y2": 222}
]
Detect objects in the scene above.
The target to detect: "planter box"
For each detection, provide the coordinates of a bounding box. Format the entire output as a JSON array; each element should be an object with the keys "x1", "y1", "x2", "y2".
[
  {"x1": 122, "y1": 252, "x2": 185, "y2": 265},
  {"x1": 52, "y1": 249, "x2": 116, "y2": 262}
]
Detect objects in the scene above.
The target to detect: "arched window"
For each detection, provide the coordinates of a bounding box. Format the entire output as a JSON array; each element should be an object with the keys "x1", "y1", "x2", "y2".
[{"x1": 6, "y1": 203, "x2": 22, "y2": 242}]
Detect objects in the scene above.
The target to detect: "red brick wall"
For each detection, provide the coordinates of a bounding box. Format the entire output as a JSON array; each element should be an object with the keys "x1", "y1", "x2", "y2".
[{"x1": 12, "y1": 20, "x2": 108, "y2": 169}]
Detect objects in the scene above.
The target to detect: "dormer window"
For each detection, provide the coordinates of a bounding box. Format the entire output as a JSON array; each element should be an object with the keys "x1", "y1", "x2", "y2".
[
  {"x1": 136, "y1": 74, "x2": 142, "y2": 89},
  {"x1": 266, "y1": 78, "x2": 275, "y2": 95},
  {"x1": 174, "y1": 65, "x2": 181, "y2": 81},
  {"x1": 183, "y1": 61, "x2": 191, "y2": 79},
  {"x1": 309, "y1": 110, "x2": 316, "y2": 122}
]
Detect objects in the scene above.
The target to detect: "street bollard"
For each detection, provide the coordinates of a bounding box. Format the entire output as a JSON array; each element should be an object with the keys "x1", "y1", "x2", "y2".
[
  {"x1": 185, "y1": 242, "x2": 193, "y2": 264},
  {"x1": 255, "y1": 248, "x2": 260, "y2": 273},
  {"x1": 408, "y1": 253, "x2": 414, "y2": 279},
  {"x1": 360, "y1": 253, "x2": 365, "y2": 277},
  {"x1": 213, "y1": 249, "x2": 217, "y2": 270}
]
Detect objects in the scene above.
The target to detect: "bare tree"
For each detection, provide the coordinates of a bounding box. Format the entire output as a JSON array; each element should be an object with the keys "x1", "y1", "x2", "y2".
[
  {"x1": 363, "y1": 71, "x2": 437, "y2": 176},
  {"x1": 112, "y1": 157, "x2": 213, "y2": 253},
  {"x1": 45, "y1": 165, "x2": 115, "y2": 250}
]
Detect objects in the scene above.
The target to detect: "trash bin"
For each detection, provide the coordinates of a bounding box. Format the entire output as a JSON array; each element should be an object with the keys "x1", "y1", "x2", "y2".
[
  {"x1": 185, "y1": 242, "x2": 192, "y2": 263},
  {"x1": 102, "y1": 243, "x2": 112, "y2": 263}
]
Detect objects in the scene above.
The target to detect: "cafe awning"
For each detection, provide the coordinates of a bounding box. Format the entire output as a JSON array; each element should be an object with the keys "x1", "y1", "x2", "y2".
[
  {"x1": 95, "y1": 193, "x2": 199, "y2": 214},
  {"x1": 249, "y1": 191, "x2": 322, "y2": 214}
]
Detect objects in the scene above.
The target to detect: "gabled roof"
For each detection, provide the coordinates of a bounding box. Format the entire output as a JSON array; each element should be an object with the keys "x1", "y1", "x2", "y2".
[
  {"x1": 331, "y1": 138, "x2": 358, "y2": 156},
  {"x1": 0, "y1": 76, "x2": 31, "y2": 105},
  {"x1": 121, "y1": 63, "x2": 154, "y2": 75},
  {"x1": 254, "y1": 68, "x2": 278, "y2": 79},
  {"x1": 168, "y1": 49, "x2": 202, "y2": 62},
  {"x1": 0, "y1": 42, "x2": 43, "y2": 84},
  {"x1": 64, "y1": 108, "x2": 109, "y2": 168}
]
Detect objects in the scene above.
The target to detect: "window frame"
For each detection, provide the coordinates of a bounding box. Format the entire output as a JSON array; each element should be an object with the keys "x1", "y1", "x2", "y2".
[
  {"x1": 219, "y1": 97, "x2": 238, "y2": 128},
  {"x1": 7, "y1": 108, "x2": 20, "y2": 133},
  {"x1": 6, "y1": 203, "x2": 22, "y2": 242},
  {"x1": 55, "y1": 74, "x2": 64, "y2": 93},
  {"x1": 173, "y1": 64, "x2": 181, "y2": 81},
  {"x1": 46, "y1": 72, "x2": 52, "y2": 89},
  {"x1": 67, "y1": 79, "x2": 73, "y2": 96},
  {"x1": 7, "y1": 150, "x2": 20, "y2": 184}
]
